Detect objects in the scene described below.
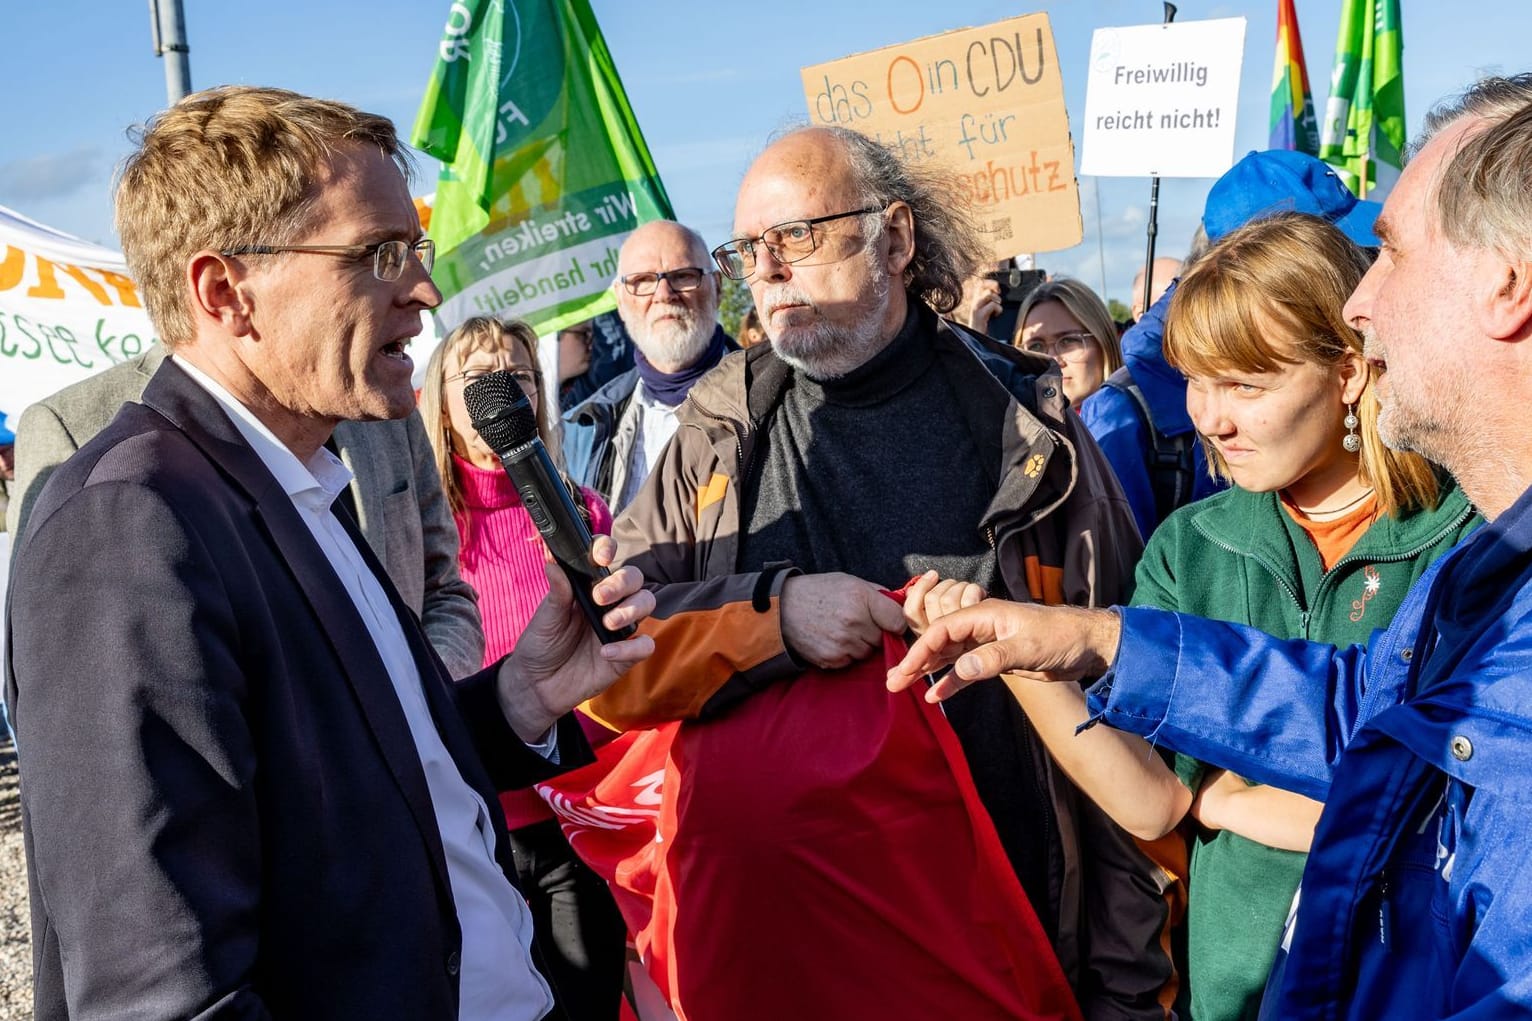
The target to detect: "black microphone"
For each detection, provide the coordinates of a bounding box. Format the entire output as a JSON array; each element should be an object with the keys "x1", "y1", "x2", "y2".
[{"x1": 462, "y1": 371, "x2": 636, "y2": 644}]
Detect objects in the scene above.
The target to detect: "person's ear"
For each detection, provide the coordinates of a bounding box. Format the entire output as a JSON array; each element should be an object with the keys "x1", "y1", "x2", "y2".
[
  {"x1": 1479, "y1": 254, "x2": 1532, "y2": 342},
  {"x1": 1338, "y1": 347, "x2": 1368, "y2": 405},
  {"x1": 882, "y1": 201, "x2": 916, "y2": 278},
  {"x1": 189, "y1": 251, "x2": 255, "y2": 337}
]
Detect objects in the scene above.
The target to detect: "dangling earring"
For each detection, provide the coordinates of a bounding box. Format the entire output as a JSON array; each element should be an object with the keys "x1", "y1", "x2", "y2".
[{"x1": 1342, "y1": 403, "x2": 1362, "y2": 453}]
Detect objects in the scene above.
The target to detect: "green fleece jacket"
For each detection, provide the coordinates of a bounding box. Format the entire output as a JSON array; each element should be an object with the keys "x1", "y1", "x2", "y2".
[{"x1": 1130, "y1": 478, "x2": 1480, "y2": 1021}]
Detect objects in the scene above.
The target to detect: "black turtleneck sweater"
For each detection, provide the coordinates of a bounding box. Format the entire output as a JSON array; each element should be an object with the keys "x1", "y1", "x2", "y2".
[
  {"x1": 737, "y1": 305, "x2": 999, "y2": 592},
  {"x1": 735, "y1": 304, "x2": 1062, "y2": 935}
]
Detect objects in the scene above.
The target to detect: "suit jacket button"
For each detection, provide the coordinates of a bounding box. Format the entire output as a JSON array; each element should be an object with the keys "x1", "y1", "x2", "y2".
[{"x1": 446, "y1": 950, "x2": 461, "y2": 976}]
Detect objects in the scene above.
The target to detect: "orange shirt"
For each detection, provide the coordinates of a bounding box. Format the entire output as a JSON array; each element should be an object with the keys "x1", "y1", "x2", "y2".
[{"x1": 1279, "y1": 491, "x2": 1382, "y2": 571}]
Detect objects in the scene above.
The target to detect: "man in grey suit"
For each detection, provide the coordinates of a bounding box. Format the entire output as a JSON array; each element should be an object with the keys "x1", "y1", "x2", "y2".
[{"x1": 7, "y1": 344, "x2": 484, "y2": 678}]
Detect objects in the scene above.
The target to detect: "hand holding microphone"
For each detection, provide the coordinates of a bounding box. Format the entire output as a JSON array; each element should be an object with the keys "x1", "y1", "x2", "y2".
[{"x1": 462, "y1": 369, "x2": 637, "y2": 644}]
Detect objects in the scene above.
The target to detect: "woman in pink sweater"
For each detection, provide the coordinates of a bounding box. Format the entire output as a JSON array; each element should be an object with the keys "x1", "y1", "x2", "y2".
[{"x1": 421, "y1": 315, "x2": 624, "y2": 1021}]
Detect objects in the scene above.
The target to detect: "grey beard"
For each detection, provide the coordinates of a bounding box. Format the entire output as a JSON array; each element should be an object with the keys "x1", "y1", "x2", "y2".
[{"x1": 767, "y1": 250, "x2": 893, "y2": 379}]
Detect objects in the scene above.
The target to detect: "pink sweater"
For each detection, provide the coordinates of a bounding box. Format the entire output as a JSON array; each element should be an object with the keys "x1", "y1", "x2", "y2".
[
  {"x1": 452, "y1": 454, "x2": 613, "y2": 665},
  {"x1": 452, "y1": 455, "x2": 613, "y2": 830}
]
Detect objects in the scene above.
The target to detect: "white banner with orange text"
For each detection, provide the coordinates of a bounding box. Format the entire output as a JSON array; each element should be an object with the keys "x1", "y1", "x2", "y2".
[{"x1": 0, "y1": 205, "x2": 160, "y2": 420}]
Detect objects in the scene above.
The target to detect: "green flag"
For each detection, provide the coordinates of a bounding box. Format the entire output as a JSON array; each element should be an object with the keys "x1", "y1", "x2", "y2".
[
  {"x1": 1318, "y1": 0, "x2": 1405, "y2": 198},
  {"x1": 412, "y1": 0, "x2": 673, "y2": 331}
]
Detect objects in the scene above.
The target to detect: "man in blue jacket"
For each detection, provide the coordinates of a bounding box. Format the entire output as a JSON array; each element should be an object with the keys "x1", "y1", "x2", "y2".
[{"x1": 891, "y1": 74, "x2": 1532, "y2": 1019}]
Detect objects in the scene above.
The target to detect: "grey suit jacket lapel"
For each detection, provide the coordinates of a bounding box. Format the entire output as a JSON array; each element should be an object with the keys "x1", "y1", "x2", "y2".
[{"x1": 331, "y1": 420, "x2": 387, "y2": 562}]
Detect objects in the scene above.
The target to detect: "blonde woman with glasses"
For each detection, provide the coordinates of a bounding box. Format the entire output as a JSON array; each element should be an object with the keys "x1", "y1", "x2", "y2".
[
  {"x1": 420, "y1": 315, "x2": 626, "y2": 1020},
  {"x1": 1013, "y1": 278, "x2": 1124, "y2": 407}
]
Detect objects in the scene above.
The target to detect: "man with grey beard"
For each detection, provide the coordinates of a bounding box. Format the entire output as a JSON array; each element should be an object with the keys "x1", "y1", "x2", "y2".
[
  {"x1": 583, "y1": 126, "x2": 1167, "y2": 1015},
  {"x1": 562, "y1": 220, "x2": 735, "y2": 512}
]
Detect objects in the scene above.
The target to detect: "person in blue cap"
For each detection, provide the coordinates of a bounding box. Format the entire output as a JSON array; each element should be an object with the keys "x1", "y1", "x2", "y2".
[{"x1": 1080, "y1": 149, "x2": 1384, "y2": 541}]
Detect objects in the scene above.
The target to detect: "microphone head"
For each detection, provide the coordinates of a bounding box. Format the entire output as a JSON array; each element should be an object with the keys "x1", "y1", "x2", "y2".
[{"x1": 462, "y1": 370, "x2": 540, "y2": 454}]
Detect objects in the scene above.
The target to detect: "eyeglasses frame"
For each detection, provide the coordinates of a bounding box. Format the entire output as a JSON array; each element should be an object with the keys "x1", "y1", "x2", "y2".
[
  {"x1": 221, "y1": 238, "x2": 436, "y2": 281},
  {"x1": 618, "y1": 266, "x2": 714, "y2": 297},
  {"x1": 711, "y1": 206, "x2": 884, "y2": 280},
  {"x1": 1019, "y1": 330, "x2": 1099, "y2": 360},
  {"x1": 446, "y1": 367, "x2": 540, "y2": 392}
]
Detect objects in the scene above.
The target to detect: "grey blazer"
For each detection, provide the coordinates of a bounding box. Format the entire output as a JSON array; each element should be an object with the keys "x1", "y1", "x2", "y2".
[{"x1": 6, "y1": 345, "x2": 483, "y2": 677}]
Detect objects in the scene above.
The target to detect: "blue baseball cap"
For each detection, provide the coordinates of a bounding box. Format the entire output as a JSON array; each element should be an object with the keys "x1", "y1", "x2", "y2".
[
  {"x1": 0, "y1": 413, "x2": 13, "y2": 446},
  {"x1": 1203, "y1": 149, "x2": 1382, "y2": 246}
]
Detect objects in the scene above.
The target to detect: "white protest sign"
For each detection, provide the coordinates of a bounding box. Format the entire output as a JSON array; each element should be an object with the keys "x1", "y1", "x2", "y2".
[
  {"x1": 0, "y1": 205, "x2": 159, "y2": 419},
  {"x1": 1081, "y1": 17, "x2": 1246, "y2": 178}
]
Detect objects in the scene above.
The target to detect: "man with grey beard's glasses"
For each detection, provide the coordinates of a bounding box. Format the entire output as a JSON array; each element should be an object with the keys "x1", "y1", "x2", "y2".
[
  {"x1": 582, "y1": 125, "x2": 1170, "y2": 1015},
  {"x1": 562, "y1": 220, "x2": 737, "y2": 513}
]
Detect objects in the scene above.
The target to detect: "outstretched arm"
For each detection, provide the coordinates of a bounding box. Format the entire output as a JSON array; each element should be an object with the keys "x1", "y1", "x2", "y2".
[
  {"x1": 903, "y1": 575, "x2": 1188, "y2": 840},
  {"x1": 891, "y1": 599, "x2": 1375, "y2": 802}
]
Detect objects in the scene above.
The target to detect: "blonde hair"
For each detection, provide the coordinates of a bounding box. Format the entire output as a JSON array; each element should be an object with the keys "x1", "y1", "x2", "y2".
[
  {"x1": 1166, "y1": 212, "x2": 1440, "y2": 515},
  {"x1": 1013, "y1": 278, "x2": 1124, "y2": 376},
  {"x1": 420, "y1": 316, "x2": 561, "y2": 520},
  {"x1": 114, "y1": 85, "x2": 408, "y2": 348}
]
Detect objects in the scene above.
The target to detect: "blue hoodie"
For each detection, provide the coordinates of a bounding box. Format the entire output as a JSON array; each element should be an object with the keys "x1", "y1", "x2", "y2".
[{"x1": 1078, "y1": 283, "x2": 1223, "y2": 540}]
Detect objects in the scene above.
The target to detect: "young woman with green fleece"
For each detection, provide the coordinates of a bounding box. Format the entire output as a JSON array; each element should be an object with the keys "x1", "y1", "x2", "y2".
[{"x1": 908, "y1": 211, "x2": 1480, "y2": 1019}]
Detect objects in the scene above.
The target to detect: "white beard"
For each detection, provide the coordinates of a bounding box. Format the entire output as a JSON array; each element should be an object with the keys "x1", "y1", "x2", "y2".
[{"x1": 623, "y1": 300, "x2": 715, "y2": 369}]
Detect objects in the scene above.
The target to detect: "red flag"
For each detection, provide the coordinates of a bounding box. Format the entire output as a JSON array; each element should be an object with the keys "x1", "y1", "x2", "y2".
[{"x1": 541, "y1": 609, "x2": 1081, "y2": 1020}]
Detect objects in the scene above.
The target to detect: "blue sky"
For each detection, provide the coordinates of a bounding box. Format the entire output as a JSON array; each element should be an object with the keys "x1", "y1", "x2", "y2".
[{"x1": 4, "y1": 1, "x2": 1526, "y2": 306}]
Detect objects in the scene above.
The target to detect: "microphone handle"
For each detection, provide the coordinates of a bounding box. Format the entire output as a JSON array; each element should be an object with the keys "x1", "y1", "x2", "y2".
[{"x1": 497, "y1": 440, "x2": 637, "y2": 644}]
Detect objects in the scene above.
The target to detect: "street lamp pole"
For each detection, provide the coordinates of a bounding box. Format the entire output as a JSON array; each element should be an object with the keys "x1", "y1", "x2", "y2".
[{"x1": 148, "y1": 0, "x2": 192, "y2": 105}]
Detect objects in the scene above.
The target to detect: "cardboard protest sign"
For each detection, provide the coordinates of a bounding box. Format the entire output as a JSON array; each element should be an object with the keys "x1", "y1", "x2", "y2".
[
  {"x1": 802, "y1": 13, "x2": 1082, "y2": 257},
  {"x1": 1081, "y1": 17, "x2": 1247, "y2": 178},
  {"x1": 0, "y1": 205, "x2": 159, "y2": 419}
]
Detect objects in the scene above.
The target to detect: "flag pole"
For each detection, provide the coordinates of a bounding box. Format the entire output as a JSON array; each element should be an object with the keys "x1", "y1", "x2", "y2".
[{"x1": 1141, "y1": 1, "x2": 1177, "y2": 319}]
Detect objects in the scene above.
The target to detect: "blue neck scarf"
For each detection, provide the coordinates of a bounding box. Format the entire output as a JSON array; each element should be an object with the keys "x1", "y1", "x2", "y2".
[{"x1": 634, "y1": 324, "x2": 730, "y2": 407}]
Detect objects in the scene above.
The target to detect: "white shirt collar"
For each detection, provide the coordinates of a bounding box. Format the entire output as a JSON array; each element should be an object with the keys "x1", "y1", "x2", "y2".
[{"x1": 171, "y1": 354, "x2": 353, "y2": 513}]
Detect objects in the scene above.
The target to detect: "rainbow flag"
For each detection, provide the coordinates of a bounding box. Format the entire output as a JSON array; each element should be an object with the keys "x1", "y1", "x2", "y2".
[{"x1": 1270, "y1": 0, "x2": 1319, "y2": 154}]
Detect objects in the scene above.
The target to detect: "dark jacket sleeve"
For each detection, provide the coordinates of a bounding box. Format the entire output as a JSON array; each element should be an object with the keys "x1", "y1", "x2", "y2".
[
  {"x1": 8, "y1": 481, "x2": 275, "y2": 1019},
  {"x1": 450, "y1": 664, "x2": 594, "y2": 789}
]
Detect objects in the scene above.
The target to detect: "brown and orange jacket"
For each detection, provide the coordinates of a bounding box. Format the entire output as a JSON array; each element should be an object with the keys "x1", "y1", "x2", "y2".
[
  {"x1": 590, "y1": 305, "x2": 1143, "y2": 725},
  {"x1": 589, "y1": 307, "x2": 1175, "y2": 1019}
]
